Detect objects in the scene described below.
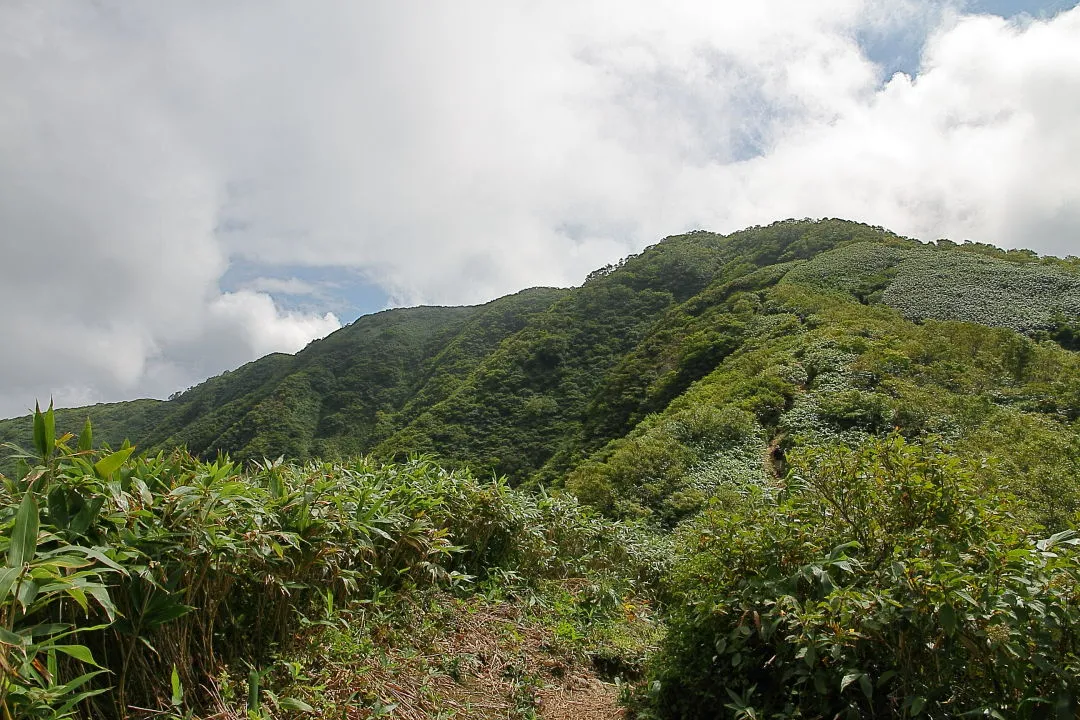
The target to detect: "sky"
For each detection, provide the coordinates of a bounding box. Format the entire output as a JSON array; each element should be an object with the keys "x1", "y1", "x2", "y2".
[{"x1": 0, "y1": 0, "x2": 1078, "y2": 417}]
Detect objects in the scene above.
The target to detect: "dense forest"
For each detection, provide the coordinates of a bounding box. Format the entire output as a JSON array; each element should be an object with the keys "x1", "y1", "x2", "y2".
[{"x1": 2, "y1": 219, "x2": 1080, "y2": 718}]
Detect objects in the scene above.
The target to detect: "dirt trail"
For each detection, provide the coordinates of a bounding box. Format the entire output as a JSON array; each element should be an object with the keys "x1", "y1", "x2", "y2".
[
  {"x1": 438, "y1": 603, "x2": 624, "y2": 719},
  {"x1": 265, "y1": 597, "x2": 626, "y2": 720},
  {"x1": 537, "y1": 677, "x2": 623, "y2": 720}
]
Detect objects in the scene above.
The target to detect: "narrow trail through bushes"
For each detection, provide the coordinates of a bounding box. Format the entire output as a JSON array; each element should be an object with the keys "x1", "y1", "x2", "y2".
[
  {"x1": 431, "y1": 601, "x2": 624, "y2": 719},
  {"x1": 297, "y1": 597, "x2": 626, "y2": 720}
]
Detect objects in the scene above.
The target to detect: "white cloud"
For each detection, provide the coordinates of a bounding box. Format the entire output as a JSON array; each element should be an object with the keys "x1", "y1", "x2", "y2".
[
  {"x1": 0, "y1": 0, "x2": 1077, "y2": 415},
  {"x1": 242, "y1": 277, "x2": 321, "y2": 297},
  {"x1": 207, "y1": 292, "x2": 340, "y2": 359},
  {"x1": 692, "y1": 7, "x2": 1080, "y2": 252}
]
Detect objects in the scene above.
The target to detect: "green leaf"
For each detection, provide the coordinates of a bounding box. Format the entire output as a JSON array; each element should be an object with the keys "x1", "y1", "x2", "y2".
[
  {"x1": 52, "y1": 644, "x2": 99, "y2": 667},
  {"x1": 0, "y1": 566, "x2": 22, "y2": 601},
  {"x1": 269, "y1": 471, "x2": 283, "y2": 500},
  {"x1": 143, "y1": 600, "x2": 195, "y2": 628},
  {"x1": 16, "y1": 578, "x2": 39, "y2": 609},
  {"x1": 909, "y1": 696, "x2": 926, "y2": 716},
  {"x1": 278, "y1": 697, "x2": 315, "y2": 713},
  {"x1": 1037, "y1": 529, "x2": 1078, "y2": 551},
  {"x1": 14, "y1": 458, "x2": 29, "y2": 484},
  {"x1": 70, "y1": 545, "x2": 128, "y2": 575},
  {"x1": 828, "y1": 540, "x2": 860, "y2": 560},
  {"x1": 69, "y1": 497, "x2": 105, "y2": 536},
  {"x1": 248, "y1": 667, "x2": 261, "y2": 711},
  {"x1": 48, "y1": 487, "x2": 70, "y2": 531},
  {"x1": 954, "y1": 590, "x2": 978, "y2": 607},
  {"x1": 32, "y1": 401, "x2": 55, "y2": 461},
  {"x1": 24, "y1": 622, "x2": 72, "y2": 638},
  {"x1": 77, "y1": 418, "x2": 93, "y2": 453},
  {"x1": 841, "y1": 671, "x2": 862, "y2": 693},
  {"x1": 9, "y1": 489, "x2": 40, "y2": 569},
  {"x1": 0, "y1": 627, "x2": 26, "y2": 647},
  {"x1": 93, "y1": 446, "x2": 135, "y2": 479},
  {"x1": 877, "y1": 670, "x2": 896, "y2": 687},
  {"x1": 171, "y1": 664, "x2": 183, "y2": 707},
  {"x1": 53, "y1": 673, "x2": 109, "y2": 715},
  {"x1": 86, "y1": 585, "x2": 118, "y2": 622}
]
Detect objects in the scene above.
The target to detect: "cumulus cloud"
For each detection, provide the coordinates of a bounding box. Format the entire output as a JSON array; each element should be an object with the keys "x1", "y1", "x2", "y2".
[
  {"x1": 207, "y1": 293, "x2": 340, "y2": 360},
  {"x1": 241, "y1": 278, "x2": 322, "y2": 297},
  {"x1": 698, "y1": 7, "x2": 1080, "y2": 254},
  {"x1": 0, "y1": 0, "x2": 1077, "y2": 415}
]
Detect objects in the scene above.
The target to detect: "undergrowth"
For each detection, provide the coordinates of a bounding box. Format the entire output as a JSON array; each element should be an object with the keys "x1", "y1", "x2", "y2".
[{"x1": 0, "y1": 404, "x2": 667, "y2": 719}]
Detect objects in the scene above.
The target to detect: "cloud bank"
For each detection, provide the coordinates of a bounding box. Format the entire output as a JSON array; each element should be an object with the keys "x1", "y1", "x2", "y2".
[{"x1": 0, "y1": 0, "x2": 1077, "y2": 415}]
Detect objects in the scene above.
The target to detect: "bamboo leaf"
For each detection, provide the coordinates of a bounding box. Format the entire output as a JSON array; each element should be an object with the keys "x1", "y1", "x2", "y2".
[
  {"x1": 53, "y1": 677, "x2": 109, "y2": 715},
  {"x1": 47, "y1": 486, "x2": 70, "y2": 531},
  {"x1": 0, "y1": 627, "x2": 25, "y2": 647},
  {"x1": 69, "y1": 497, "x2": 105, "y2": 536},
  {"x1": 72, "y1": 545, "x2": 128, "y2": 575},
  {"x1": 77, "y1": 417, "x2": 93, "y2": 453},
  {"x1": 93, "y1": 446, "x2": 135, "y2": 479},
  {"x1": 0, "y1": 566, "x2": 21, "y2": 601},
  {"x1": 87, "y1": 585, "x2": 118, "y2": 622},
  {"x1": 51, "y1": 644, "x2": 99, "y2": 667},
  {"x1": 9, "y1": 489, "x2": 40, "y2": 569},
  {"x1": 16, "y1": 577, "x2": 39, "y2": 609},
  {"x1": 248, "y1": 667, "x2": 261, "y2": 711},
  {"x1": 278, "y1": 697, "x2": 315, "y2": 712},
  {"x1": 14, "y1": 458, "x2": 29, "y2": 483},
  {"x1": 32, "y1": 401, "x2": 54, "y2": 461},
  {"x1": 66, "y1": 585, "x2": 89, "y2": 613},
  {"x1": 171, "y1": 664, "x2": 183, "y2": 707}
]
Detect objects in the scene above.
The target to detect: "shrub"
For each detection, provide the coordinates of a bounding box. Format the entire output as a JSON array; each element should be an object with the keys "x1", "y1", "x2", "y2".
[
  {"x1": 783, "y1": 241, "x2": 1080, "y2": 335},
  {"x1": 642, "y1": 435, "x2": 1080, "y2": 719},
  {"x1": 1, "y1": 405, "x2": 663, "y2": 718}
]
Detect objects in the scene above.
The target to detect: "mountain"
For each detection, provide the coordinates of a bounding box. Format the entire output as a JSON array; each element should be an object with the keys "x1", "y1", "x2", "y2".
[
  {"x1": 3, "y1": 218, "x2": 1079, "y2": 522},
  {"x1": 5, "y1": 217, "x2": 1080, "y2": 719}
]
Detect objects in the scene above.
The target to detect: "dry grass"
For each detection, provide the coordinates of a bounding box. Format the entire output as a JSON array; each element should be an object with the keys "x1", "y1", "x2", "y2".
[
  {"x1": 537, "y1": 679, "x2": 623, "y2": 720},
  {"x1": 193, "y1": 594, "x2": 627, "y2": 720},
  {"x1": 342, "y1": 598, "x2": 620, "y2": 719},
  {"x1": 434, "y1": 601, "x2": 622, "y2": 719}
]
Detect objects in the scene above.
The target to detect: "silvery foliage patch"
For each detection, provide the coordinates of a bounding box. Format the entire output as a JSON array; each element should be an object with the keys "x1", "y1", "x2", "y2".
[{"x1": 784, "y1": 241, "x2": 1080, "y2": 332}]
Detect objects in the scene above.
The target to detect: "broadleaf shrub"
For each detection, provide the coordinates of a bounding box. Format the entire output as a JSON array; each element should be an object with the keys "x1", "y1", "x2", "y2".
[{"x1": 642, "y1": 435, "x2": 1080, "y2": 719}]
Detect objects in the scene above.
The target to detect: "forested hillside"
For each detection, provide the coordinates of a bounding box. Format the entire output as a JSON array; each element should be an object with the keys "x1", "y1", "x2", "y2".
[
  {"x1": 12, "y1": 220, "x2": 1075, "y2": 479},
  {"x1": 4, "y1": 220, "x2": 1078, "y2": 485},
  {"x1": 3, "y1": 218, "x2": 1080, "y2": 719}
]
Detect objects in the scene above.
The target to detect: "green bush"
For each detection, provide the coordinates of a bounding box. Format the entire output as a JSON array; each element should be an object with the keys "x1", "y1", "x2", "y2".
[
  {"x1": 643, "y1": 435, "x2": 1080, "y2": 719},
  {"x1": 0, "y1": 405, "x2": 663, "y2": 719}
]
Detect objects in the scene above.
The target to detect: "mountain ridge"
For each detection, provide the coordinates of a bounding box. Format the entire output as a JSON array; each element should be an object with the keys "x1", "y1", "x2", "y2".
[
  {"x1": 4, "y1": 217, "x2": 1080, "y2": 719},
  {"x1": 3, "y1": 218, "x2": 1078, "y2": 505}
]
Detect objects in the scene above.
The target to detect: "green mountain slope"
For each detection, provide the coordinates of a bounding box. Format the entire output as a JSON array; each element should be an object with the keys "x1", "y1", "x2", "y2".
[
  {"x1": 0, "y1": 288, "x2": 565, "y2": 463},
  {"x1": 5, "y1": 218, "x2": 1080, "y2": 720},
  {"x1": 2, "y1": 219, "x2": 1078, "y2": 501},
  {"x1": 568, "y1": 281, "x2": 1080, "y2": 527}
]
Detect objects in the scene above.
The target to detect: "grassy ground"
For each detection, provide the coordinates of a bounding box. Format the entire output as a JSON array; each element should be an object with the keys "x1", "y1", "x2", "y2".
[{"x1": 198, "y1": 582, "x2": 660, "y2": 719}]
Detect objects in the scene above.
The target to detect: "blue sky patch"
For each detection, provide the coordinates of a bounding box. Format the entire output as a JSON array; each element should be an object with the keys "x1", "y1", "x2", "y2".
[
  {"x1": 859, "y1": 0, "x2": 1078, "y2": 79},
  {"x1": 220, "y1": 260, "x2": 391, "y2": 322}
]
